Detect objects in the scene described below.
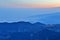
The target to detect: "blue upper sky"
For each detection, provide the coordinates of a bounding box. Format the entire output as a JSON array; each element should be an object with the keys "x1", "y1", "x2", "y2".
[{"x1": 0, "y1": 0, "x2": 60, "y2": 4}]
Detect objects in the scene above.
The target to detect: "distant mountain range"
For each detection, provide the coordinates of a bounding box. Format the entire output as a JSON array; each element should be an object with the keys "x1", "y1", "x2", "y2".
[
  {"x1": 0, "y1": 21, "x2": 60, "y2": 40},
  {"x1": 0, "y1": 21, "x2": 46, "y2": 32},
  {"x1": 0, "y1": 21, "x2": 60, "y2": 33},
  {"x1": 27, "y1": 12, "x2": 60, "y2": 24}
]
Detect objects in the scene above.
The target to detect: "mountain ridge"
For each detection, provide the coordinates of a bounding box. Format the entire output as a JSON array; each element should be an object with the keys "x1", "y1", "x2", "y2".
[{"x1": 0, "y1": 21, "x2": 60, "y2": 32}]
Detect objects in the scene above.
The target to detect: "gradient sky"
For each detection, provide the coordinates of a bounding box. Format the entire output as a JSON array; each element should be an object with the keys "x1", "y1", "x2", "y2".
[
  {"x1": 0, "y1": 0, "x2": 60, "y2": 8},
  {"x1": 0, "y1": 0, "x2": 60, "y2": 23}
]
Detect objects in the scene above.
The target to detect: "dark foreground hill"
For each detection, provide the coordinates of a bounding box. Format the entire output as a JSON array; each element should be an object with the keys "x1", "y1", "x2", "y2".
[
  {"x1": 0, "y1": 21, "x2": 60, "y2": 40},
  {"x1": 0, "y1": 29, "x2": 60, "y2": 40}
]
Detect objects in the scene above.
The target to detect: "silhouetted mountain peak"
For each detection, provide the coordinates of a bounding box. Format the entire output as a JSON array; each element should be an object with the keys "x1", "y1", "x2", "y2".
[
  {"x1": 0, "y1": 21, "x2": 60, "y2": 32},
  {"x1": 33, "y1": 22, "x2": 45, "y2": 25}
]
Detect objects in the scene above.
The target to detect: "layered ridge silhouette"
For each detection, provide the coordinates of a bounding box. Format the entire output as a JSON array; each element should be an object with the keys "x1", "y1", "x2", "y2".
[
  {"x1": 0, "y1": 21, "x2": 60, "y2": 40},
  {"x1": 0, "y1": 21, "x2": 60, "y2": 32}
]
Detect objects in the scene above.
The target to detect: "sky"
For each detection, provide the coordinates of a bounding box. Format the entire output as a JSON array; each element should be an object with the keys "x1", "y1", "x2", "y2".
[
  {"x1": 0, "y1": 0, "x2": 60, "y2": 23},
  {"x1": 0, "y1": 8, "x2": 60, "y2": 22},
  {"x1": 0, "y1": 0, "x2": 60, "y2": 8}
]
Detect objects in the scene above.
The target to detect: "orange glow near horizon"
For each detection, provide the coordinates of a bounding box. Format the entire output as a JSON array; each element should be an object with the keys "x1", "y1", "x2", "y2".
[
  {"x1": 23, "y1": 3, "x2": 60, "y2": 8},
  {"x1": 1, "y1": 3, "x2": 60, "y2": 8}
]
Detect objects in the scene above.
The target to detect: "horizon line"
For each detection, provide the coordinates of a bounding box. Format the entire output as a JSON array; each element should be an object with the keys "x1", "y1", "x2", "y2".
[{"x1": 0, "y1": 3, "x2": 60, "y2": 8}]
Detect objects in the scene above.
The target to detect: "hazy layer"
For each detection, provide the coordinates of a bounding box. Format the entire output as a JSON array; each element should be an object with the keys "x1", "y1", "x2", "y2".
[{"x1": 0, "y1": 8, "x2": 60, "y2": 23}]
